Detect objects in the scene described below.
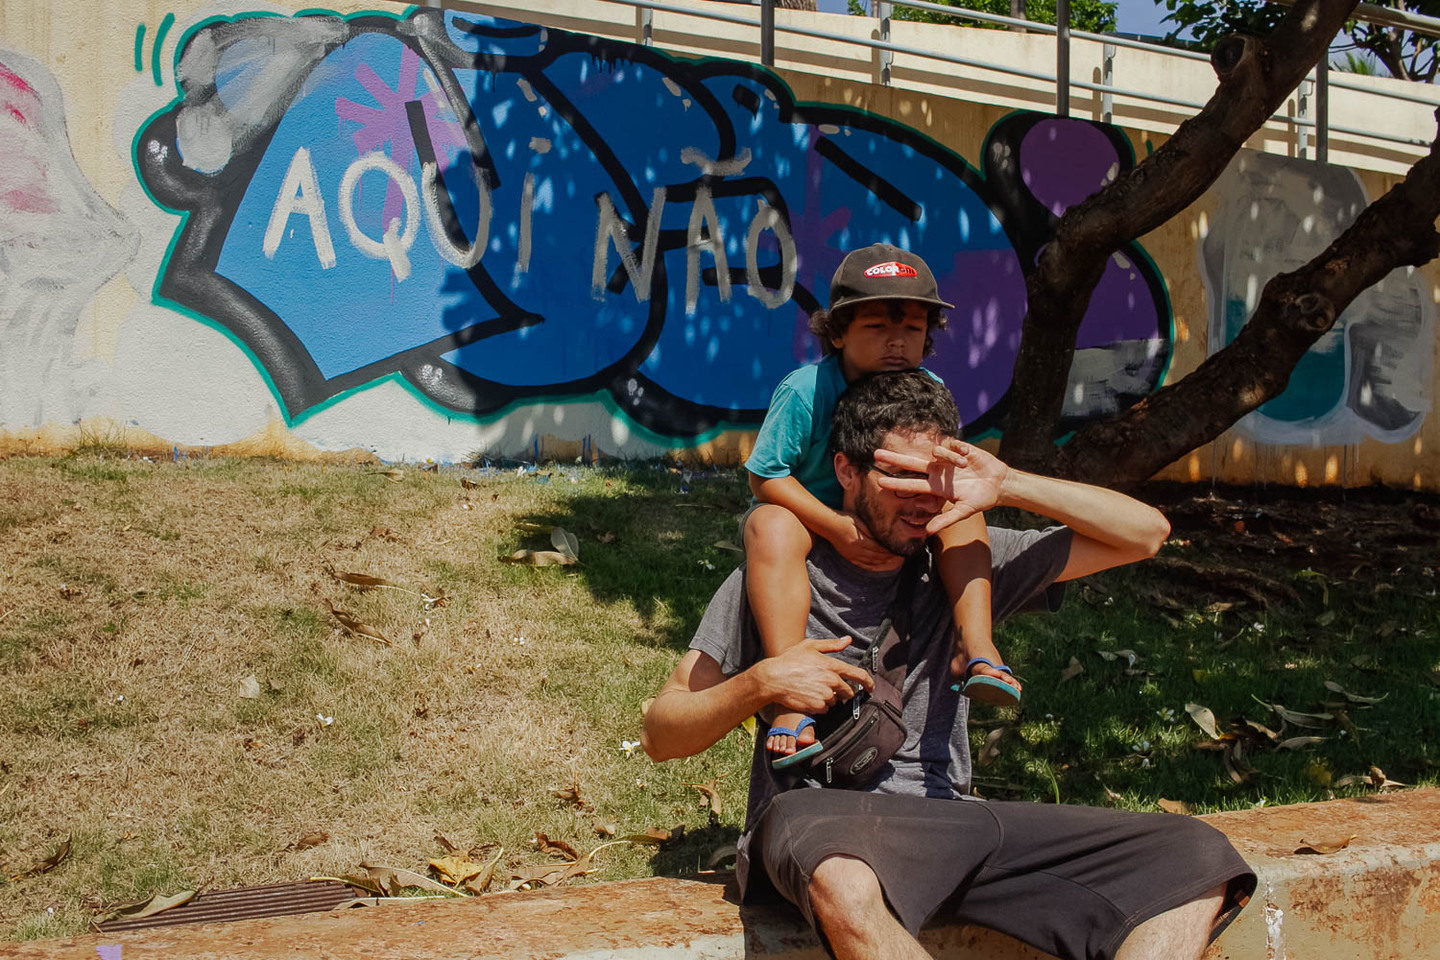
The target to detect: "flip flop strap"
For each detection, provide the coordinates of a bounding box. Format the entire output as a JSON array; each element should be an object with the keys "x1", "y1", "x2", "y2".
[{"x1": 964, "y1": 656, "x2": 1013, "y2": 680}]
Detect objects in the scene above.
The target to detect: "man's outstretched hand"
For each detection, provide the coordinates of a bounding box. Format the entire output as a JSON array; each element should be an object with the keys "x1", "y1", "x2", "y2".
[
  {"x1": 756, "y1": 636, "x2": 874, "y2": 715},
  {"x1": 873, "y1": 439, "x2": 1009, "y2": 533}
]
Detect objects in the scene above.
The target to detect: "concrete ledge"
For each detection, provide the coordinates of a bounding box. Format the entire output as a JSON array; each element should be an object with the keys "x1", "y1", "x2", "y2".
[{"x1": 5, "y1": 789, "x2": 1437, "y2": 959}]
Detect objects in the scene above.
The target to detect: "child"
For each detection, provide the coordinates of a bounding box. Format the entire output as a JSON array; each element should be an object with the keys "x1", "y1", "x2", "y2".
[{"x1": 744, "y1": 243, "x2": 1020, "y2": 764}]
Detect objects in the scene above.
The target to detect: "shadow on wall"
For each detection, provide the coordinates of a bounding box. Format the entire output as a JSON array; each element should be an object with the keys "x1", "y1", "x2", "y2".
[
  {"x1": 1203, "y1": 150, "x2": 1433, "y2": 447},
  {"x1": 133, "y1": 7, "x2": 1170, "y2": 449}
]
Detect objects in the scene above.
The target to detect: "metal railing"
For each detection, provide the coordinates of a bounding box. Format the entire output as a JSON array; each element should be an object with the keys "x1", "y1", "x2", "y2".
[{"x1": 575, "y1": 0, "x2": 1440, "y2": 160}]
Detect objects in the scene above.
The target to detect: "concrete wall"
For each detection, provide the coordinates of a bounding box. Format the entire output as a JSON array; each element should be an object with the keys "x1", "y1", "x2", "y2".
[{"x1": 2, "y1": 0, "x2": 1438, "y2": 486}]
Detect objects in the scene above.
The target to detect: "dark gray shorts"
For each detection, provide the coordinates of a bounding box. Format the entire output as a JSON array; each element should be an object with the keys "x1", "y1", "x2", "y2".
[{"x1": 751, "y1": 789, "x2": 1256, "y2": 960}]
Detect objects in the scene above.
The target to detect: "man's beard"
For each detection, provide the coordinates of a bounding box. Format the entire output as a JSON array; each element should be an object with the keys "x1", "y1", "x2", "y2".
[{"x1": 854, "y1": 481, "x2": 930, "y2": 558}]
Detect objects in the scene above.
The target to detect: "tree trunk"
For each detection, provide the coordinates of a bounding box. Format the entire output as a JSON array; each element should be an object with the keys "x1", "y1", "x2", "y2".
[
  {"x1": 1010, "y1": 0, "x2": 1028, "y2": 31},
  {"x1": 997, "y1": 0, "x2": 1362, "y2": 473},
  {"x1": 1053, "y1": 114, "x2": 1440, "y2": 485}
]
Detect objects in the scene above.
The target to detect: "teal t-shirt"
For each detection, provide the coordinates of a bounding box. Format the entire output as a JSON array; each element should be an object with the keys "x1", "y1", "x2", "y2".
[
  {"x1": 745, "y1": 355, "x2": 849, "y2": 508},
  {"x1": 746, "y1": 357, "x2": 947, "y2": 509}
]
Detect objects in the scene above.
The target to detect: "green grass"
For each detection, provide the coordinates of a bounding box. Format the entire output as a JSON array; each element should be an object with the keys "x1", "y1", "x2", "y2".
[{"x1": 0, "y1": 457, "x2": 1435, "y2": 941}]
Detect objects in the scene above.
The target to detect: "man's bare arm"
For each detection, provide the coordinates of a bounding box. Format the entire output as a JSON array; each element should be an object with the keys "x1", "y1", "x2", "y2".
[
  {"x1": 873, "y1": 441, "x2": 1169, "y2": 581},
  {"x1": 641, "y1": 638, "x2": 873, "y2": 762}
]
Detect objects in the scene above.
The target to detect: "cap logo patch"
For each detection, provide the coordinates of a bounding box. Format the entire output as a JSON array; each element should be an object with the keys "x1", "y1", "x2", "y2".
[{"x1": 863, "y1": 261, "x2": 918, "y2": 279}]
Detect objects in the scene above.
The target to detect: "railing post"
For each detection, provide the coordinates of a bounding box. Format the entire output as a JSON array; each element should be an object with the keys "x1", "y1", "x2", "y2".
[
  {"x1": 761, "y1": 0, "x2": 775, "y2": 68},
  {"x1": 641, "y1": 7, "x2": 653, "y2": 46},
  {"x1": 878, "y1": 1, "x2": 893, "y2": 86},
  {"x1": 1298, "y1": 74, "x2": 1311, "y2": 159},
  {"x1": 1102, "y1": 41, "x2": 1114, "y2": 123},
  {"x1": 1317, "y1": 53, "x2": 1329, "y2": 163},
  {"x1": 1056, "y1": 0, "x2": 1070, "y2": 117}
]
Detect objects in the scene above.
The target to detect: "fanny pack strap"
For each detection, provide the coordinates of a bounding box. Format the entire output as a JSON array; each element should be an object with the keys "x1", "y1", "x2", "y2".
[{"x1": 869, "y1": 556, "x2": 923, "y2": 688}]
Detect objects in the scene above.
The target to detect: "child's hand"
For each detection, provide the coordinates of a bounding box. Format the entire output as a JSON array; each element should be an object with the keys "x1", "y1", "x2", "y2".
[
  {"x1": 874, "y1": 439, "x2": 1007, "y2": 528},
  {"x1": 828, "y1": 515, "x2": 897, "y2": 570}
]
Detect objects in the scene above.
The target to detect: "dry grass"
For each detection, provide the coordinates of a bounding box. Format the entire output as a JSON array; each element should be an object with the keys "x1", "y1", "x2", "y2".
[{"x1": 0, "y1": 456, "x2": 752, "y2": 940}]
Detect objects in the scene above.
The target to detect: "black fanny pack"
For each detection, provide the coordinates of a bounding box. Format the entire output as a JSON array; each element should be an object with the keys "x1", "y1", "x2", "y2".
[{"x1": 786, "y1": 558, "x2": 920, "y2": 789}]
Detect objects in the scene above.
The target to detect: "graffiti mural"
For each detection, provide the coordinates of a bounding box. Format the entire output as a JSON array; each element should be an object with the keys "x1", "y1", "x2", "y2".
[
  {"x1": 0, "y1": 47, "x2": 138, "y2": 428},
  {"x1": 133, "y1": 8, "x2": 1169, "y2": 441},
  {"x1": 1204, "y1": 150, "x2": 1432, "y2": 445}
]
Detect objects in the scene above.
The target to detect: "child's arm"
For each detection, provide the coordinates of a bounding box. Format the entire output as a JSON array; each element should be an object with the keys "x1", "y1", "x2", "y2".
[{"x1": 749, "y1": 472, "x2": 896, "y2": 570}]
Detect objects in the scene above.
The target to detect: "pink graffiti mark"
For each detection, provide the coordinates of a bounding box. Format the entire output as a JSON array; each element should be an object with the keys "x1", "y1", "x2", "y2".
[
  {"x1": 1, "y1": 63, "x2": 36, "y2": 126},
  {"x1": 0, "y1": 62, "x2": 55, "y2": 214},
  {"x1": 333, "y1": 45, "x2": 466, "y2": 234},
  {"x1": 787, "y1": 126, "x2": 850, "y2": 363}
]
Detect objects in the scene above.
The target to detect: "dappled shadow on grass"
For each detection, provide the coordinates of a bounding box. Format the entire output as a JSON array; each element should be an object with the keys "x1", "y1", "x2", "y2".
[
  {"x1": 974, "y1": 483, "x2": 1440, "y2": 813},
  {"x1": 645, "y1": 819, "x2": 743, "y2": 878},
  {"x1": 500, "y1": 466, "x2": 750, "y2": 652}
]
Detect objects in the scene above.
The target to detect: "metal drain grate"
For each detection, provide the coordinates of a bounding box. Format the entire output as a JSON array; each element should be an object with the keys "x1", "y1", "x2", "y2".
[{"x1": 96, "y1": 881, "x2": 359, "y2": 932}]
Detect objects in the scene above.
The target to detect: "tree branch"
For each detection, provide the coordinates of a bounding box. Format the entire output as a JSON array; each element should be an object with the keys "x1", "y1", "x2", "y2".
[
  {"x1": 1052, "y1": 111, "x2": 1440, "y2": 486},
  {"x1": 998, "y1": 0, "x2": 1362, "y2": 471}
]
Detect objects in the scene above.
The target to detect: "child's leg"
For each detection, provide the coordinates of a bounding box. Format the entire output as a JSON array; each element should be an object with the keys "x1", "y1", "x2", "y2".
[
  {"x1": 744, "y1": 504, "x2": 817, "y2": 755},
  {"x1": 935, "y1": 511, "x2": 1020, "y2": 700}
]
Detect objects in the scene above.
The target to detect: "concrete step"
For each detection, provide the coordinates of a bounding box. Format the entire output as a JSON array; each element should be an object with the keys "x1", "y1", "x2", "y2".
[{"x1": 4, "y1": 789, "x2": 1436, "y2": 959}]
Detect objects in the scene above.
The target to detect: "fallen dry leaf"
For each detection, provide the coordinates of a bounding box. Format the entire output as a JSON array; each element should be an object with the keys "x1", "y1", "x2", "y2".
[
  {"x1": 238, "y1": 674, "x2": 262, "y2": 700},
  {"x1": 499, "y1": 549, "x2": 576, "y2": 567},
  {"x1": 323, "y1": 562, "x2": 395, "y2": 590},
  {"x1": 619, "y1": 825, "x2": 685, "y2": 846},
  {"x1": 9, "y1": 837, "x2": 71, "y2": 881},
  {"x1": 550, "y1": 781, "x2": 585, "y2": 808},
  {"x1": 508, "y1": 864, "x2": 565, "y2": 891},
  {"x1": 550, "y1": 527, "x2": 580, "y2": 560},
  {"x1": 464, "y1": 846, "x2": 505, "y2": 894},
  {"x1": 1222, "y1": 742, "x2": 1255, "y2": 785},
  {"x1": 681, "y1": 778, "x2": 724, "y2": 817},
  {"x1": 1322, "y1": 680, "x2": 1387, "y2": 705},
  {"x1": 1157, "y1": 798, "x2": 1192, "y2": 815},
  {"x1": 706, "y1": 844, "x2": 739, "y2": 869},
  {"x1": 292, "y1": 831, "x2": 329, "y2": 851},
  {"x1": 1185, "y1": 702, "x2": 1221, "y2": 740},
  {"x1": 377, "y1": 469, "x2": 404, "y2": 482},
  {"x1": 533, "y1": 834, "x2": 582, "y2": 860},
  {"x1": 593, "y1": 817, "x2": 618, "y2": 837},
  {"x1": 1252, "y1": 696, "x2": 1332, "y2": 728},
  {"x1": 459, "y1": 477, "x2": 478, "y2": 490},
  {"x1": 428, "y1": 855, "x2": 486, "y2": 885},
  {"x1": 1241, "y1": 719, "x2": 1281, "y2": 743},
  {"x1": 1295, "y1": 835, "x2": 1357, "y2": 855},
  {"x1": 359, "y1": 862, "x2": 464, "y2": 897},
  {"x1": 324, "y1": 600, "x2": 391, "y2": 645},
  {"x1": 94, "y1": 889, "x2": 196, "y2": 926},
  {"x1": 1276, "y1": 736, "x2": 1326, "y2": 751},
  {"x1": 1059, "y1": 656, "x2": 1084, "y2": 682},
  {"x1": 977, "y1": 725, "x2": 1009, "y2": 767}
]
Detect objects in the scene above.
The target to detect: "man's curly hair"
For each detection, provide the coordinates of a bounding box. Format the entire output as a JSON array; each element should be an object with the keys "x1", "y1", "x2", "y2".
[
  {"x1": 830, "y1": 370, "x2": 959, "y2": 469},
  {"x1": 809, "y1": 301, "x2": 948, "y2": 357}
]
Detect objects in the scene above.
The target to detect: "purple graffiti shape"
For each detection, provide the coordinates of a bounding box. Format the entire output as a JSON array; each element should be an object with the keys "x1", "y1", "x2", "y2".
[{"x1": 334, "y1": 45, "x2": 465, "y2": 231}]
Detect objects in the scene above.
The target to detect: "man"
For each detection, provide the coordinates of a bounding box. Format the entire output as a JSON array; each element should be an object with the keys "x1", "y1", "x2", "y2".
[{"x1": 642, "y1": 371, "x2": 1255, "y2": 960}]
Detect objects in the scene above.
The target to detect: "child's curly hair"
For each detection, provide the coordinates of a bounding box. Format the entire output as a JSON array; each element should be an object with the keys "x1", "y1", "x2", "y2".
[{"x1": 808, "y1": 301, "x2": 948, "y2": 357}]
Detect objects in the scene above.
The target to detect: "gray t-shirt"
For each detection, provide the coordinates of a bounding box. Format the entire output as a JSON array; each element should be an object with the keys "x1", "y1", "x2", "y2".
[{"x1": 688, "y1": 525, "x2": 1073, "y2": 896}]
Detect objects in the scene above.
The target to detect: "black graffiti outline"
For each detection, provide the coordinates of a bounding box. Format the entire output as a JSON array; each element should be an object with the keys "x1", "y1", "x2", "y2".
[{"x1": 136, "y1": 7, "x2": 1168, "y2": 439}]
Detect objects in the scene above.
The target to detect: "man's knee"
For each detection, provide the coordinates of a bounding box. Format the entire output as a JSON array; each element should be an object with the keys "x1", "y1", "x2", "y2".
[{"x1": 809, "y1": 855, "x2": 885, "y2": 927}]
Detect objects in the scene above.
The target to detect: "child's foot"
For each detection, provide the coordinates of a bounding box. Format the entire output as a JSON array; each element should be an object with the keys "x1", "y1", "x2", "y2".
[{"x1": 766, "y1": 711, "x2": 817, "y2": 755}]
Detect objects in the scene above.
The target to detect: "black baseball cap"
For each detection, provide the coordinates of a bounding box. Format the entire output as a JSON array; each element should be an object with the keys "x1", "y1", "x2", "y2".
[{"x1": 829, "y1": 243, "x2": 954, "y2": 312}]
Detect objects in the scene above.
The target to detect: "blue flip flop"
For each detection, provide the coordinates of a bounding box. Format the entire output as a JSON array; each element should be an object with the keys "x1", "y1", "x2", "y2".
[
  {"x1": 952, "y1": 657, "x2": 1021, "y2": 707},
  {"x1": 769, "y1": 716, "x2": 823, "y2": 770}
]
